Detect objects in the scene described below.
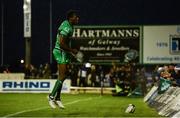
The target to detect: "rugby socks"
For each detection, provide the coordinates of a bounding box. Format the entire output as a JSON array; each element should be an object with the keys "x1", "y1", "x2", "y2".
[
  {"x1": 55, "y1": 79, "x2": 65, "y2": 101},
  {"x1": 55, "y1": 84, "x2": 62, "y2": 100},
  {"x1": 49, "y1": 80, "x2": 62, "y2": 98}
]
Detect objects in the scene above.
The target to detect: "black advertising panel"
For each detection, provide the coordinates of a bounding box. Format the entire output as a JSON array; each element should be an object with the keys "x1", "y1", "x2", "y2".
[{"x1": 71, "y1": 26, "x2": 141, "y2": 64}]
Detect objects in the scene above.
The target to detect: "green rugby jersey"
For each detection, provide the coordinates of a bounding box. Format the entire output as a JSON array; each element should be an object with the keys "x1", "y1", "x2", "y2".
[{"x1": 54, "y1": 20, "x2": 73, "y2": 50}]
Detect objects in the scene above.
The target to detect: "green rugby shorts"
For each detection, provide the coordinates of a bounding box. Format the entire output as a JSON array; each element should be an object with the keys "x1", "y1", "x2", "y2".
[{"x1": 53, "y1": 48, "x2": 71, "y2": 64}]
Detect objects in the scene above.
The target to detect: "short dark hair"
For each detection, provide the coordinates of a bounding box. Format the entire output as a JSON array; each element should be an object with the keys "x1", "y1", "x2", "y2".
[
  {"x1": 169, "y1": 63, "x2": 175, "y2": 66},
  {"x1": 66, "y1": 10, "x2": 78, "y2": 20}
]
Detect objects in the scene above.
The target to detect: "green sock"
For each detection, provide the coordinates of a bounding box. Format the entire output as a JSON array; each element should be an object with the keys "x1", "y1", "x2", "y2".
[
  {"x1": 55, "y1": 80, "x2": 64, "y2": 100},
  {"x1": 55, "y1": 84, "x2": 62, "y2": 100},
  {"x1": 50, "y1": 80, "x2": 62, "y2": 97}
]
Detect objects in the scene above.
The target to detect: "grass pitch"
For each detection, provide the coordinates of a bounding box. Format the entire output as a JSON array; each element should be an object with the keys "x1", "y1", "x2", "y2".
[{"x1": 0, "y1": 93, "x2": 159, "y2": 117}]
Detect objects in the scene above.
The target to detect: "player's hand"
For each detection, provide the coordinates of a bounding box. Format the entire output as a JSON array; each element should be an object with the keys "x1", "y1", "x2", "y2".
[{"x1": 71, "y1": 49, "x2": 78, "y2": 55}]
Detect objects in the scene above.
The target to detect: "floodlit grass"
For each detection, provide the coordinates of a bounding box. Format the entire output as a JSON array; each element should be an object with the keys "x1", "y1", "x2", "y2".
[{"x1": 0, "y1": 93, "x2": 160, "y2": 117}]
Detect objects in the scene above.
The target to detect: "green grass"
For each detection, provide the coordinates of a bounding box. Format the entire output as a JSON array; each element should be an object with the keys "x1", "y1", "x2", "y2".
[{"x1": 0, "y1": 93, "x2": 160, "y2": 117}]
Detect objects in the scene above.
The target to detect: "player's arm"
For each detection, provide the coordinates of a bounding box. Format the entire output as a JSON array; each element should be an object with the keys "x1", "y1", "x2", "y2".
[{"x1": 59, "y1": 36, "x2": 77, "y2": 54}]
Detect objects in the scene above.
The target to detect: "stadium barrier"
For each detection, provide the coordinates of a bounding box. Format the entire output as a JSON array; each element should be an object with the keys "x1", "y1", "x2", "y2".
[
  {"x1": 0, "y1": 73, "x2": 25, "y2": 80},
  {"x1": 144, "y1": 86, "x2": 180, "y2": 117},
  {"x1": 0, "y1": 78, "x2": 114, "y2": 94},
  {"x1": 0, "y1": 74, "x2": 115, "y2": 94},
  {"x1": 70, "y1": 86, "x2": 115, "y2": 94}
]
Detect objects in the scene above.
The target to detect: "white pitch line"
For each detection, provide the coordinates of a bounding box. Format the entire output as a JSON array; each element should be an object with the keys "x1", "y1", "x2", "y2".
[{"x1": 3, "y1": 97, "x2": 93, "y2": 118}]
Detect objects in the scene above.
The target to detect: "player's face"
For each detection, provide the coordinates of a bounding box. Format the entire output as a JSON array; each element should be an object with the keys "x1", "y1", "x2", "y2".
[{"x1": 71, "y1": 14, "x2": 79, "y2": 25}]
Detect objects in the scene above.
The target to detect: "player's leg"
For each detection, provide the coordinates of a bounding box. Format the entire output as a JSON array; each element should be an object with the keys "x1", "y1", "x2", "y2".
[
  {"x1": 49, "y1": 65, "x2": 65, "y2": 97},
  {"x1": 55, "y1": 80, "x2": 64, "y2": 101},
  {"x1": 48, "y1": 49, "x2": 63, "y2": 108},
  {"x1": 54, "y1": 64, "x2": 68, "y2": 109},
  {"x1": 48, "y1": 64, "x2": 67, "y2": 109},
  {"x1": 48, "y1": 70, "x2": 63, "y2": 108},
  {"x1": 55, "y1": 64, "x2": 69, "y2": 100},
  {"x1": 48, "y1": 48, "x2": 70, "y2": 109}
]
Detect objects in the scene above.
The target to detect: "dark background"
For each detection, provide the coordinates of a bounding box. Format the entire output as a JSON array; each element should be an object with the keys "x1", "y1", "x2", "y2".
[{"x1": 0, "y1": 0, "x2": 180, "y2": 68}]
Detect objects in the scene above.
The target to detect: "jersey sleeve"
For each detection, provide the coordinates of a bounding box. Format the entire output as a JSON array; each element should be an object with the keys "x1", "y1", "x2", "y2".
[{"x1": 59, "y1": 27, "x2": 70, "y2": 37}]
